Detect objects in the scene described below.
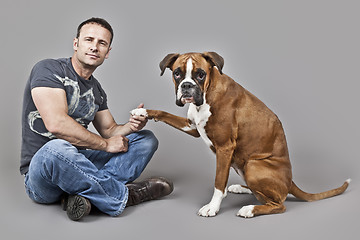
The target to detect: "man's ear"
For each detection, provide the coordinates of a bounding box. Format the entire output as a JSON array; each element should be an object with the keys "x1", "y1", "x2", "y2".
[
  {"x1": 159, "y1": 53, "x2": 180, "y2": 76},
  {"x1": 73, "y1": 38, "x2": 79, "y2": 51},
  {"x1": 202, "y1": 52, "x2": 224, "y2": 74},
  {"x1": 105, "y1": 47, "x2": 112, "y2": 59}
]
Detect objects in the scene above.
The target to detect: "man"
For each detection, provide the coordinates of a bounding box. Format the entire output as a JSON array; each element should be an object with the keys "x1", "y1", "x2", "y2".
[{"x1": 21, "y1": 17, "x2": 173, "y2": 221}]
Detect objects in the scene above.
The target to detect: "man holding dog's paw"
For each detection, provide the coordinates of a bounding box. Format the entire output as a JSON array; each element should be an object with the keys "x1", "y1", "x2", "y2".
[{"x1": 20, "y1": 17, "x2": 173, "y2": 221}]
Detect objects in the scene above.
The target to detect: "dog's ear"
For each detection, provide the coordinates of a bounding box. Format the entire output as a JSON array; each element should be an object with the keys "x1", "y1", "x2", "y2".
[
  {"x1": 202, "y1": 52, "x2": 224, "y2": 74},
  {"x1": 159, "y1": 53, "x2": 180, "y2": 76}
]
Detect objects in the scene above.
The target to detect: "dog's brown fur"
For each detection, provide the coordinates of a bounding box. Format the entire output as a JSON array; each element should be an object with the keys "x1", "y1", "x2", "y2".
[{"x1": 145, "y1": 52, "x2": 349, "y2": 217}]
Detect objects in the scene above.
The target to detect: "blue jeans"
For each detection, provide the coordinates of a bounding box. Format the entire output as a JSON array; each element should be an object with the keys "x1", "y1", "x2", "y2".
[{"x1": 24, "y1": 130, "x2": 158, "y2": 217}]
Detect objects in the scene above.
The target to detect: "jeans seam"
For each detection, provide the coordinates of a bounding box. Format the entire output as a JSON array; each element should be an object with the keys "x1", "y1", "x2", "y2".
[
  {"x1": 43, "y1": 146, "x2": 124, "y2": 203},
  {"x1": 113, "y1": 186, "x2": 128, "y2": 217},
  {"x1": 24, "y1": 174, "x2": 48, "y2": 203}
]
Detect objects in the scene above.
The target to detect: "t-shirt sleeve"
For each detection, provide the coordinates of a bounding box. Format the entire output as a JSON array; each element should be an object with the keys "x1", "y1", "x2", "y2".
[{"x1": 29, "y1": 59, "x2": 65, "y2": 90}]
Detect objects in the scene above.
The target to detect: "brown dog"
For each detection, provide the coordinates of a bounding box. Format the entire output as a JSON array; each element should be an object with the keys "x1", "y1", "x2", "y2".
[{"x1": 131, "y1": 52, "x2": 350, "y2": 218}]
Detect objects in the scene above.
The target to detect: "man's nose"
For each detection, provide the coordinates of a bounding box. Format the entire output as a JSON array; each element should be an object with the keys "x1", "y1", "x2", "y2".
[{"x1": 90, "y1": 42, "x2": 99, "y2": 52}]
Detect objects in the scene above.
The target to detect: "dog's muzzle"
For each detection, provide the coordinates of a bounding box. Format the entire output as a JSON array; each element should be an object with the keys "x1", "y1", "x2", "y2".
[{"x1": 176, "y1": 82, "x2": 203, "y2": 107}]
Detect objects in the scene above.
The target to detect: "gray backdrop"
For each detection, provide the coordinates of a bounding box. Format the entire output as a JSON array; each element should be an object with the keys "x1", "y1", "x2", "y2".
[{"x1": 1, "y1": 0, "x2": 359, "y2": 239}]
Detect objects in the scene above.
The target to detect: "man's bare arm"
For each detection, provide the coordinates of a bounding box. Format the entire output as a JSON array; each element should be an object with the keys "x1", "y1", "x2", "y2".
[
  {"x1": 31, "y1": 87, "x2": 128, "y2": 153},
  {"x1": 93, "y1": 104, "x2": 148, "y2": 139}
]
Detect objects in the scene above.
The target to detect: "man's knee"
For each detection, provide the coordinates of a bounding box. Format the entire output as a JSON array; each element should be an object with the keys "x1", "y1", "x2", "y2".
[
  {"x1": 138, "y1": 130, "x2": 159, "y2": 151},
  {"x1": 43, "y1": 139, "x2": 74, "y2": 151},
  {"x1": 30, "y1": 139, "x2": 76, "y2": 175}
]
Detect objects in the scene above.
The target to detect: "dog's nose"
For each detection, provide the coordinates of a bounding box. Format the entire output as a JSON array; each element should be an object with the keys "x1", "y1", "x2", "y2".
[{"x1": 181, "y1": 82, "x2": 193, "y2": 90}]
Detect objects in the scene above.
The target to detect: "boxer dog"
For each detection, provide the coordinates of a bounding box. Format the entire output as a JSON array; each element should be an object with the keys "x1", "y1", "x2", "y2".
[{"x1": 131, "y1": 52, "x2": 350, "y2": 218}]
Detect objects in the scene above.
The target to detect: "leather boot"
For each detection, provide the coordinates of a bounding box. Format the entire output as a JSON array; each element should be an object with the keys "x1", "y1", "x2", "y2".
[
  {"x1": 126, "y1": 177, "x2": 173, "y2": 207},
  {"x1": 61, "y1": 195, "x2": 91, "y2": 221}
]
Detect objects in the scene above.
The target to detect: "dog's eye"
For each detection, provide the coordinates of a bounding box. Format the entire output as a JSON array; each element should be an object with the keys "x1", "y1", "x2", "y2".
[
  {"x1": 173, "y1": 69, "x2": 182, "y2": 81},
  {"x1": 196, "y1": 71, "x2": 206, "y2": 81}
]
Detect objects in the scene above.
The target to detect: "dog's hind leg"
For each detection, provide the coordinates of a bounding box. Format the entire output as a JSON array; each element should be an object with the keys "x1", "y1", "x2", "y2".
[
  {"x1": 236, "y1": 184, "x2": 287, "y2": 218},
  {"x1": 237, "y1": 202, "x2": 286, "y2": 218},
  {"x1": 228, "y1": 184, "x2": 252, "y2": 194},
  {"x1": 238, "y1": 158, "x2": 291, "y2": 218}
]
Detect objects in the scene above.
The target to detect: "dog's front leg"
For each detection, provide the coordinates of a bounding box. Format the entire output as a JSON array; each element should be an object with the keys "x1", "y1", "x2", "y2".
[
  {"x1": 198, "y1": 147, "x2": 233, "y2": 217},
  {"x1": 131, "y1": 108, "x2": 200, "y2": 137},
  {"x1": 198, "y1": 187, "x2": 227, "y2": 217}
]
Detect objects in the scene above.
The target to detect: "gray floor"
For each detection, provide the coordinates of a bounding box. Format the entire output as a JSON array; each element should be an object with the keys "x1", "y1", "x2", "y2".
[
  {"x1": 1, "y1": 0, "x2": 359, "y2": 239},
  {"x1": 1, "y1": 145, "x2": 358, "y2": 240}
]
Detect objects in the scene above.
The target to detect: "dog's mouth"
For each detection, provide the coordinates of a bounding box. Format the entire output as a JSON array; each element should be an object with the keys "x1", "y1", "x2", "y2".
[
  {"x1": 176, "y1": 94, "x2": 195, "y2": 106},
  {"x1": 181, "y1": 96, "x2": 195, "y2": 104},
  {"x1": 176, "y1": 85, "x2": 203, "y2": 107},
  {"x1": 176, "y1": 93, "x2": 203, "y2": 107}
]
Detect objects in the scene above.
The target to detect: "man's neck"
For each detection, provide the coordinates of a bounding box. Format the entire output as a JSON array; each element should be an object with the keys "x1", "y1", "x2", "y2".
[{"x1": 71, "y1": 55, "x2": 96, "y2": 80}]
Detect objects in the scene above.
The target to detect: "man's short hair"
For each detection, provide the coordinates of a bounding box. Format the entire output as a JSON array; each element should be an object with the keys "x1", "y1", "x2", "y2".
[{"x1": 76, "y1": 17, "x2": 114, "y2": 45}]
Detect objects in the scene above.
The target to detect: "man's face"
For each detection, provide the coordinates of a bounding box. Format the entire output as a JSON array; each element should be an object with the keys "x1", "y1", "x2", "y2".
[{"x1": 73, "y1": 23, "x2": 112, "y2": 69}]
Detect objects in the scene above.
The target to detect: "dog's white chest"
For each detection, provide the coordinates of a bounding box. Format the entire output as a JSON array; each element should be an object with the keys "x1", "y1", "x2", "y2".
[{"x1": 188, "y1": 102, "x2": 213, "y2": 148}]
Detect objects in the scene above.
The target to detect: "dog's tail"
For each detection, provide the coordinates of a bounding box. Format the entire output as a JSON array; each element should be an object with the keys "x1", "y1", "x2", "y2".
[{"x1": 289, "y1": 179, "x2": 351, "y2": 202}]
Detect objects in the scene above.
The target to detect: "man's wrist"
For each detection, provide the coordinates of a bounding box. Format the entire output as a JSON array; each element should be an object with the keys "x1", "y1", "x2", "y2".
[
  {"x1": 100, "y1": 138, "x2": 108, "y2": 151},
  {"x1": 123, "y1": 122, "x2": 135, "y2": 135}
]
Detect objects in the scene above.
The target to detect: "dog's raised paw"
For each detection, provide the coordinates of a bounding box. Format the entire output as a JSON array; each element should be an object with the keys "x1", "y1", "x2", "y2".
[
  {"x1": 228, "y1": 184, "x2": 252, "y2": 194},
  {"x1": 130, "y1": 108, "x2": 148, "y2": 117},
  {"x1": 237, "y1": 205, "x2": 255, "y2": 218},
  {"x1": 198, "y1": 204, "x2": 219, "y2": 217}
]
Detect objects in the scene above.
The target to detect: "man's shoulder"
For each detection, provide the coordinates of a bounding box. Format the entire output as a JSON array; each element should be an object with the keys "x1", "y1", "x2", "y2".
[
  {"x1": 33, "y1": 58, "x2": 70, "y2": 71},
  {"x1": 29, "y1": 58, "x2": 72, "y2": 89}
]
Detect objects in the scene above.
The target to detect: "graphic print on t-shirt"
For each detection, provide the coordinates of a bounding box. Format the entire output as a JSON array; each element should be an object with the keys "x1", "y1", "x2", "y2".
[{"x1": 28, "y1": 74, "x2": 99, "y2": 139}]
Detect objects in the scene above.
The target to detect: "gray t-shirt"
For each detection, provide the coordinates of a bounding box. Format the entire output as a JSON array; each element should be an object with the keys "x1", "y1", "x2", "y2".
[{"x1": 20, "y1": 58, "x2": 108, "y2": 175}]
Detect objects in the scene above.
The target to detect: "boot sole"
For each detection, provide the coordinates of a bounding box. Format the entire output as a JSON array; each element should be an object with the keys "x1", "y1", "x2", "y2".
[{"x1": 66, "y1": 195, "x2": 91, "y2": 221}]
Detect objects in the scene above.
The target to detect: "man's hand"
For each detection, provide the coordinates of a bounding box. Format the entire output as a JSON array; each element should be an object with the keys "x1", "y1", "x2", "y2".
[
  {"x1": 129, "y1": 103, "x2": 148, "y2": 132},
  {"x1": 105, "y1": 135, "x2": 129, "y2": 153}
]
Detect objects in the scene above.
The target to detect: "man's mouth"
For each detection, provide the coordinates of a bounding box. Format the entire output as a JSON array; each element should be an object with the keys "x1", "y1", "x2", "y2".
[{"x1": 86, "y1": 53, "x2": 100, "y2": 59}]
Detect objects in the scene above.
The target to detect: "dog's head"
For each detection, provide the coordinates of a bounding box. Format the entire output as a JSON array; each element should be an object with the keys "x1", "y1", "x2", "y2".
[{"x1": 159, "y1": 52, "x2": 224, "y2": 107}]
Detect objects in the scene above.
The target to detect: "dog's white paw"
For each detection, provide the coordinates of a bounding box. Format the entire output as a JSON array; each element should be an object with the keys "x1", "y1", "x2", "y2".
[
  {"x1": 198, "y1": 204, "x2": 219, "y2": 217},
  {"x1": 237, "y1": 205, "x2": 255, "y2": 218},
  {"x1": 228, "y1": 184, "x2": 252, "y2": 194},
  {"x1": 130, "y1": 108, "x2": 148, "y2": 117}
]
